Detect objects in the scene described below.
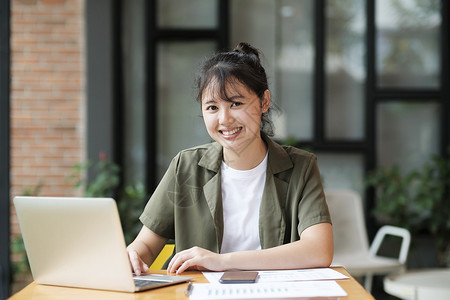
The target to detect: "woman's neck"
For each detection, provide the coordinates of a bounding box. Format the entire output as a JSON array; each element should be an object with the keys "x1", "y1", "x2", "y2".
[{"x1": 222, "y1": 137, "x2": 267, "y2": 170}]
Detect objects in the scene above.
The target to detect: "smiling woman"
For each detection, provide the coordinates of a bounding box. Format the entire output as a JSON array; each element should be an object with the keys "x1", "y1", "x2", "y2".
[
  {"x1": 201, "y1": 80, "x2": 270, "y2": 170},
  {"x1": 196, "y1": 43, "x2": 273, "y2": 136},
  {"x1": 197, "y1": 43, "x2": 272, "y2": 170},
  {"x1": 126, "y1": 42, "x2": 333, "y2": 275}
]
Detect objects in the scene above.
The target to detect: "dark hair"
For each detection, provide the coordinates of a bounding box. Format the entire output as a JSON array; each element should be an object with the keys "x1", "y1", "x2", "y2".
[{"x1": 196, "y1": 42, "x2": 274, "y2": 136}]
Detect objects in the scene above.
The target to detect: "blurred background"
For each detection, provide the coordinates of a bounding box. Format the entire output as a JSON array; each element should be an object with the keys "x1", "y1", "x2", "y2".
[{"x1": 1, "y1": 0, "x2": 449, "y2": 298}]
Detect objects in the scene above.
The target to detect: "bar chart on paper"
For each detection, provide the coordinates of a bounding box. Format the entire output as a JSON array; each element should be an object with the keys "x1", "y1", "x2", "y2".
[
  {"x1": 191, "y1": 268, "x2": 350, "y2": 299},
  {"x1": 188, "y1": 281, "x2": 347, "y2": 299}
]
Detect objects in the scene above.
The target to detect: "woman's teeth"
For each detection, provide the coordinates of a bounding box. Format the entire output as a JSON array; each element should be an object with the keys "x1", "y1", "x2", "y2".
[{"x1": 221, "y1": 128, "x2": 241, "y2": 136}]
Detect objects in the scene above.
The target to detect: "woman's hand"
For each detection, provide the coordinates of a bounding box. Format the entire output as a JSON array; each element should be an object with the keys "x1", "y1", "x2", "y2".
[
  {"x1": 167, "y1": 246, "x2": 225, "y2": 274},
  {"x1": 126, "y1": 226, "x2": 168, "y2": 275},
  {"x1": 127, "y1": 249, "x2": 149, "y2": 276},
  {"x1": 167, "y1": 223, "x2": 332, "y2": 275}
]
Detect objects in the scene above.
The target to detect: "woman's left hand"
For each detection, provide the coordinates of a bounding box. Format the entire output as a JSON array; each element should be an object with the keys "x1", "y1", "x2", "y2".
[{"x1": 167, "y1": 246, "x2": 225, "y2": 274}]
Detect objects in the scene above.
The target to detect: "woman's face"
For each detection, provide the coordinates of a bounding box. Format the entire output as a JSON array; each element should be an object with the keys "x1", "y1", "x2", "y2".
[{"x1": 201, "y1": 80, "x2": 270, "y2": 156}]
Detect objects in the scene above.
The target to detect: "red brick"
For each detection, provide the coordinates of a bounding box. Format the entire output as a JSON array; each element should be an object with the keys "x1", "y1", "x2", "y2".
[
  {"x1": 41, "y1": 0, "x2": 68, "y2": 6},
  {"x1": 10, "y1": 0, "x2": 85, "y2": 252}
]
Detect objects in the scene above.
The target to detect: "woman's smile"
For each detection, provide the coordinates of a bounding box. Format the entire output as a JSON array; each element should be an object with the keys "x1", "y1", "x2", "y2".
[
  {"x1": 201, "y1": 79, "x2": 270, "y2": 164},
  {"x1": 219, "y1": 127, "x2": 243, "y2": 139}
]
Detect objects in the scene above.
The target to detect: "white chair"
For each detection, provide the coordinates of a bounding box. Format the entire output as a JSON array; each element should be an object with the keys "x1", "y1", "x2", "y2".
[{"x1": 325, "y1": 189, "x2": 411, "y2": 292}]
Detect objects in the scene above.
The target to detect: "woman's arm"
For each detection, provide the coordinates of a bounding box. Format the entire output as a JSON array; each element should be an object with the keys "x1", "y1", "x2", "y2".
[
  {"x1": 127, "y1": 225, "x2": 168, "y2": 275},
  {"x1": 167, "y1": 222, "x2": 333, "y2": 274}
]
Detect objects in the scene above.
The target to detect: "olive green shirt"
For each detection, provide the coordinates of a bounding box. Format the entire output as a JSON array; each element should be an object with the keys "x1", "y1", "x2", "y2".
[{"x1": 140, "y1": 133, "x2": 331, "y2": 254}]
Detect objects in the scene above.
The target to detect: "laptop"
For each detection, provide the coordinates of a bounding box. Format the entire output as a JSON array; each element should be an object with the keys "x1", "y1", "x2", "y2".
[{"x1": 13, "y1": 196, "x2": 192, "y2": 292}]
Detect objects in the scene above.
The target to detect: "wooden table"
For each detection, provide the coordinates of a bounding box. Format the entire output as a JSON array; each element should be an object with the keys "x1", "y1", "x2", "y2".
[{"x1": 9, "y1": 267, "x2": 374, "y2": 299}]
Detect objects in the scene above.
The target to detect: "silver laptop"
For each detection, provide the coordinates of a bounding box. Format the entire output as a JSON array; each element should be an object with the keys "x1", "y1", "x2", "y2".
[{"x1": 13, "y1": 196, "x2": 192, "y2": 292}]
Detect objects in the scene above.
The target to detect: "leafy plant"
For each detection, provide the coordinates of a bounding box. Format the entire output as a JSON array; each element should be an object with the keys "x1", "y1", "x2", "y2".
[
  {"x1": 118, "y1": 182, "x2": 148, "y2": 243},
  {"x1": 69, "y1": 153, "x2": 147, "y2": 244},
  {"x1": 11, "y1": 182, "x2": 44, "y2": 279},
  {"x1": 11, "y1": 233, "x2": 29, "y2": 276},
  {"x1": 366, "y1": 151, "x2": 450, "y2": 267},
  {"x1": 20, "y1": 181, "x2": 44, "y2": 197},
  {"x1": 366, "y1": 166, "x2": 424, "y2": 230},
  {"x1": 68, "y1": 156, "x2": 120, "y2": 198}
]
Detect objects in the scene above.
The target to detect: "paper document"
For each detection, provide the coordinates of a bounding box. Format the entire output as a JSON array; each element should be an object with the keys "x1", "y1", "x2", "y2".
[
  {"x1": 188, "y1": 281, "x2": 347, "y2": 299},
  {"x1": 203, "y1": 268, "x2": 349, "y2": 284}
]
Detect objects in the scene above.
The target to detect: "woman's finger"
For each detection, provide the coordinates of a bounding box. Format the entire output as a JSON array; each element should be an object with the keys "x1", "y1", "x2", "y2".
[
  {"x1": 176, "y1": 258, "x2": 197, "y2": 274},
  {"x1": 168, "y1": 252, "x2": 188, "y2": 273},
  {"x1": 128, "y1": 250, "x2": 148, "y2": 275},
  {"x1": 167, "y1": 246, "x2": 217, "y2": 274},
  {"x1": 168, "y1": 247, "x2": 198, "y2": 273},
  {"x1": 128, "y1": 250, "x2": 141, "y2": 274}
]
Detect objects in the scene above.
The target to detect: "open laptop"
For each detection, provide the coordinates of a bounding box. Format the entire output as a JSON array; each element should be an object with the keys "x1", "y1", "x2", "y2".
[{"x1": 13, "y1": 196, "x2": 192, "y2": 292}]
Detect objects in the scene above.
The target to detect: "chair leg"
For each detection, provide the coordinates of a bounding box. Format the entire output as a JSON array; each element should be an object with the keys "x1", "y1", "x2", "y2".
[{"x1": 364, "y1": 274, "x2": 373, "y2": 292}]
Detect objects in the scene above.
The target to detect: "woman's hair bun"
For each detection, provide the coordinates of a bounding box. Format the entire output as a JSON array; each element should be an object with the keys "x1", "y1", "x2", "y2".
[{"x1": 233, "y1": 42, "x2": 260, "y2": 60}]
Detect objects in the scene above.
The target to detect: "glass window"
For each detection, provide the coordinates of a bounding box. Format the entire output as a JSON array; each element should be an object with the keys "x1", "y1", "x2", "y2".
[
  {"x1": 123, "y1": 0, "x2": 146, "y2": 185},
  {"x1": 156, "y1": 42, "x2": 215, "y2": 179},
  {"x1": 230, "y1": 0, "x2": 314, "y2": 142},
  {"x1": 157, "y1": 0, "x2": 218, "y2": 29},
  {"x1": 317, "y1": 152, "x2": 365, "y2": 197},
  {"x1": 325, "y1": 0, "x2": 366, "y2": 140},
  {"x1": 275, "y1": 0, "x2": 315, "y2": 141},
  {"x1": 230, "y1": 0, "x2": 277, "y2": 80},
  {"x1": 377, "y1": 102, "x2": 440, "y2": 173},
  {"x1": 376, "y1": 0, "x2": 441, "y2": 88}
]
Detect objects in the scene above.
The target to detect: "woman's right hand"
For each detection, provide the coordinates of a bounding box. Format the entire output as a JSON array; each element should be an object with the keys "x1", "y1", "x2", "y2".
[
  {"x1": 127, "y1": 249, "x2": 149, "y2": 276},
  {"x1": 126, "y1": 226, "x2": 168, "y2": 275}
]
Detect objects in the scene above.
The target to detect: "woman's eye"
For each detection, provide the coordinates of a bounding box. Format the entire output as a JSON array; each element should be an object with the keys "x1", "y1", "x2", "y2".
[
  {"x1": 206, "y1": 105, "x2": 218, "y2": 111},
  {"x1": 232, "y1": 102, "x2": 243, "y2": 107}
]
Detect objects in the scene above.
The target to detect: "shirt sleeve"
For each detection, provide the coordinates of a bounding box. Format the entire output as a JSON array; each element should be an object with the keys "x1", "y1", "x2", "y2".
[
  {"x1": 296, "y1": 154, "x2": 331, "y2": 236},
  {"x1": 139, "y1": 154, "x2": 179, "y2": 239}
]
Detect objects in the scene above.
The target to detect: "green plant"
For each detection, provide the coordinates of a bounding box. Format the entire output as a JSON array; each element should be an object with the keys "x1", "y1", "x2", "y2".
[
  {"x1": 418, "y1": 153, "x2": 450, "y2": 267},
  {"x1": 69, "y1": 157, "x2": 120, "y2": 198},
  {"x1": 11, "y1": 234, "x2": 29, "y2": 276},
  {"x1": 366, "y1": 152, "x2": 450, "y2": 267},
  {"x1": 118, "y1": 182, "x2": 148, "y2": 243},
  {"x1": 11, "y1": 182, "x2": 44, "y2": 279},
  {"x1": 366, "y1": 166, "x2": 423, "y2": 230},
  {"x1": 20, "y1": 181, "x2": 44, "y2": 197},
  {"x1": 69, "y1": 153, "x2": 147, "y2": 244}
]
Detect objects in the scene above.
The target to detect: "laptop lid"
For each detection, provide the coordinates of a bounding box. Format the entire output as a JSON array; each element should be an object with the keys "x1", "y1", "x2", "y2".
[{"x1": 13, "y1": 196, "x2": 190, "y2": 292}]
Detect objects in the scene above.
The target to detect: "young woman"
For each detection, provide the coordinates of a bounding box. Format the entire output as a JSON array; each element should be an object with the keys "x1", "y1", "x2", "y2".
[{"x1": 127, "y1": 42, "x2": 333, "y2": 275}]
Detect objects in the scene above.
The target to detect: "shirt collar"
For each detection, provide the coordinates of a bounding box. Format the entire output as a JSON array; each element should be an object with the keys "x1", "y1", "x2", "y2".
[{"x1": 198, "y1": 132, "x2": 293, "y2": 174}]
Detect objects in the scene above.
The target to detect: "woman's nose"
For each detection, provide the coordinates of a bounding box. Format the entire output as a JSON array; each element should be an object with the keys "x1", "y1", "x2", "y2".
[{"x1": 219, "y1": 108, "x2": 235, "y2": 125}]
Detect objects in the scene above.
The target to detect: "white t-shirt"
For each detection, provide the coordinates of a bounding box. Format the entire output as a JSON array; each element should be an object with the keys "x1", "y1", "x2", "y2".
[{"x1": 220, "y1": 153, "x2": 268, "y2": 254}]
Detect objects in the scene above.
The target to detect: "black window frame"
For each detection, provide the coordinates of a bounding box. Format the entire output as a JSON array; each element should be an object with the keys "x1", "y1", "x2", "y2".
[
  {"x1": 295, "y1": 0, "x2": 449, "y2": 236},
  {"x1": 0, "y1": 0, "x2": 10, "y2": 297},
  {"x1": 144, "y1": 0, "x2": 229, "y2": 192},
  {"x1": 131, "y1": 0, "x2": 449, "y2": 237}
]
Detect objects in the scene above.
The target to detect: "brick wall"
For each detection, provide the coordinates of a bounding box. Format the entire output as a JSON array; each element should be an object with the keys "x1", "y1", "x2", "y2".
[{"x1": 10, "y1": 0, "x2": 85, "y2": 238}]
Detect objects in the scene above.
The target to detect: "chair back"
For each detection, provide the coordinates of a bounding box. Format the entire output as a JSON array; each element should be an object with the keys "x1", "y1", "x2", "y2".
[
  {"x1": 149, "y1": 244, "x2": 175, "y2": 270},
  {"x1": 325, "y1": 189, "x2": 369, "y2": 257}
]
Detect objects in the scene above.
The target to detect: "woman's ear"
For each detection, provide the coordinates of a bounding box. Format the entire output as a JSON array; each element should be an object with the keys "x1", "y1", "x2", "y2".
[{"x1": 261, "y1": 89, "x2": 271, "y2": 113}]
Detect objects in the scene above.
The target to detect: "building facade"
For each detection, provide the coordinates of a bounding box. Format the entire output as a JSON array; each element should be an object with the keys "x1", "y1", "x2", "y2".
[{"x1": 4, "y1": 0, "x2": 449, "y2": 297}]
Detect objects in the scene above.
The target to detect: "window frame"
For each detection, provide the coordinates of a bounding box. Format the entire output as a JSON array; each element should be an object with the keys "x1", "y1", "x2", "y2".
[
  {"x1": 137, "y1": 0, "x2": 449, "y2": 236},
  {"x1": 0, "y1": 0, "x2": 10, "y2": 297},
  {"x1": 144, "y1": 0, "x2": 229, "y2": 191}
]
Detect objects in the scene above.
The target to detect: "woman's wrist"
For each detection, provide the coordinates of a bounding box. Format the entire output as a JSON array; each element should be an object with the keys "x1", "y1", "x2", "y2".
[{"x1": 219, "y1": 252, "x2": 235, "y2": 271}]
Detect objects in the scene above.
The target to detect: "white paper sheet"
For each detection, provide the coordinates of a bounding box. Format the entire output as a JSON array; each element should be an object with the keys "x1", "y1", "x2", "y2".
[
  {"x1": 202, "y1": 268, "x2": 349, "y2": 284},
  {"x1": 188, "y1": 281, "x2": 348, "y2": 299}
]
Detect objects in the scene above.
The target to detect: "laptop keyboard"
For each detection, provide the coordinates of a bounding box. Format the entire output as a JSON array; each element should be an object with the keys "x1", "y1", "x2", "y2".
[{"x1": 134, "y1": 279, "x2": 165, "y2": 288}]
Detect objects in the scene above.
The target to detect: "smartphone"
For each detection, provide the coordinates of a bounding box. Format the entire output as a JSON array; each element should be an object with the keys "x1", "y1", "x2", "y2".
[{"x1": 219, "y1": 271, "x2": 259, "y2": 284}]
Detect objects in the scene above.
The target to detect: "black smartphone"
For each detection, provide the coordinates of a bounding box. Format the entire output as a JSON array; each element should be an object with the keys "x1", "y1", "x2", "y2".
[{"x1": 219, "y1": 271, "x2": 259, "y2": 284}]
